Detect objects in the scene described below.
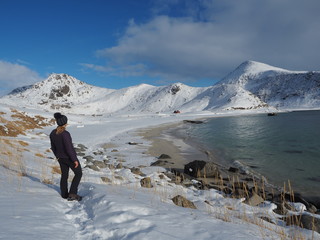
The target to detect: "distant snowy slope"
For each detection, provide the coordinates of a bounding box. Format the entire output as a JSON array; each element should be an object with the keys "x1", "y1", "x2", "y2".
[
  {"x1": 1, "y1": 61, "x2": 320, "y2": 114},
  {"x1": 71, "y1": 83, "x2": 208, "y2": 114},
  {"x1": 1, "y1": 73, "x2": 115, "y2": 110},
  {"x1": 193, "y1": 83, "x2": 270, "y2": 111},
  {"x1": 220, "y1": 61, "x2": 320, "y2": 109}
]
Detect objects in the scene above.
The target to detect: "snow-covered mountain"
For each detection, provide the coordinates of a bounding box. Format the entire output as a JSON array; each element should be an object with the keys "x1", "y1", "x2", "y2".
[
  {"x1": 2, "y1": 73, "x2": 115, "y2": 111},
  {"x1": 1, "y1": 61, "x2": 319, "y2": 114},
  {"x1": 219, "y1": 61, "x2": 320, "y2": 110},
  {"x1": 68, "y1": 82, "x2": 207, "y2": 114}
]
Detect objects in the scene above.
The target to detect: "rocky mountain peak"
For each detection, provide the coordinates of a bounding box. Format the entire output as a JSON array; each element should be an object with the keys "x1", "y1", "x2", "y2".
[
  {"x1": 3, "y1": 73, "x2": 112, "y2": 111},
  {"x1": 170, "y1": 83, "x2": 182, "y2": 95}
]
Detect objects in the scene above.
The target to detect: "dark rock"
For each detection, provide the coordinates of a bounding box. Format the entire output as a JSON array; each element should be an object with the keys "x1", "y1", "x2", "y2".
[
  {"x1": 283, "y1": 192, "x2": 312, "y2": 209},
  {"x1": 74, "y1": 148, "x2": 83, "y2": 153},
  {"x1": 93, "y1": 151, "x2": 104, "y2": 155},
  {"x1": 116, "y1": 163, "x2": 123, "y2": 169},
  {"x1": 171, "y1": 85, "x2": 181, "y2": 95},
  {"x1": 208, "y1": 185, "x2": 232, "y2": 195},
  {"x1": 305, "y1": 196, "x2": 320, "y2": 210},
  {"x1": 106, "y1": 164, "x2": 115, "y2": 170},
  {"x1": 101, "y1": 177, "x2": 111, "y2": 183},
  {"x1": 228, "y1": 167, "x2": 240, "y2": 173},
  {"x1": 244, "y1": 192, "x2": 265, "y2": 206},
  {"x1": 76, "y1": 144, "x2": 87, "y2": 150},
  {"x1": 140, "y1": 177, "x2": 153, "y2": 188},
  {"x1": 151, "y1": 160, "x2": 173, "y2": 166},
  {"x1": 233, "y1": 189, "x2": 247, "y2": 198},
  {"x1": 184, "y1": 160, "x2": 220, "y2": 178},
  {"x1": 114, "y1": 175, "x2": 124, "y2": 181},
  {"x1": 192, "y1": 180, "x2": 208, "y2": 190},
  {"x1": 128, "y1": 142, "x2": 139, "y2": 145},
  {"x1": 130, "y1": 167, "x2": 146, "y2": 177},
  {"x1": 307, "y1": 204, "x2": 318, "y2": 214},
  {"x1": 183, "y1": 120, "x2": 204, "y2": 124},
  {"x1": 83, "y1": 156, "x2": 94, "y2": 162},
  {"x1": 285, "y1": 214, "x2": 320, "y2": 233},
  {"x1": 172, "y1": 195, "x2": 196, "y2": 209},
  {"x1": 243, "y1": 177, "x2": 254, "y2": 182},
  {"x1": 300, "y1": 215, "x2": 320, "y2": 233},
  {"x1": 87, "y1": 165, "x2": 100, "y2": 171},
  {"x1": 273, "y1": 202, "x2": 289, "y2": 215},
  {"x1": 158, "y1": 154, "x2": 172, "y2": 159},
  {"x1": 92, "y1": 160, "x2": 107, "y2": 169}
]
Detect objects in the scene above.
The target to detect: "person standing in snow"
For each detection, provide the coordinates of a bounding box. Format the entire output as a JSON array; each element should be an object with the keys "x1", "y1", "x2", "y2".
[{"x1": 50, "y1": 112, "x2": 82, "y2": 201}]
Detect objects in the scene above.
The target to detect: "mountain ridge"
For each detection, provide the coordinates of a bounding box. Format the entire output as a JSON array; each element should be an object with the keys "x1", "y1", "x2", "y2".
[{"x1": 1, "y1": 61, "x2": 319, "y2": 114}]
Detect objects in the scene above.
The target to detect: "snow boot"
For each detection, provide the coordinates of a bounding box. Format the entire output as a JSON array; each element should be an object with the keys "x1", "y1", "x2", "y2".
[{"x1": 67, "y1": 193, "x2": 82, "y2": 201}]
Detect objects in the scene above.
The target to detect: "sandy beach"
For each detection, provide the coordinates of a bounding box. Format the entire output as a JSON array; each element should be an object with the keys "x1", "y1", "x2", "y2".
[{"x1": 137, "y1": 121, "x2": 211, "y2": 171}]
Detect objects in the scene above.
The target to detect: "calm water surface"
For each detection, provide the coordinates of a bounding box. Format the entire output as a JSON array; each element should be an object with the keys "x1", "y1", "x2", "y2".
[{"x1": 182, "y1": 111, "x2": 320, "y2": 198}]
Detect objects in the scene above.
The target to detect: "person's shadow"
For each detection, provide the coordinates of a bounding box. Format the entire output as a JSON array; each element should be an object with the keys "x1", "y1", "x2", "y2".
[{"x1": 26, "y1": 174, "x2": 61, "y2": 196}]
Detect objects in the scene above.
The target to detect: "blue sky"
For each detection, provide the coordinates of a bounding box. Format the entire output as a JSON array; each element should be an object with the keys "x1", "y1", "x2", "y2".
[{"x1": 1, "y1": 0, "x2": 320, "y2": 95}]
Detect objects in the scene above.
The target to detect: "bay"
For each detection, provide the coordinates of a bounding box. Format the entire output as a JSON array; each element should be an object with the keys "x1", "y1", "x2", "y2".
[{"x1": 181, "y1": 110, "x2": 320, "y2": 198}]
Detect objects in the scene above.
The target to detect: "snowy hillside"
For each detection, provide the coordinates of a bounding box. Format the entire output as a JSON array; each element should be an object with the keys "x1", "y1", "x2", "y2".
[
  {"x1": 2, "y1": 73, "x2": 115, "y2": 111},
  {"x1": 71, "y1": 83, "x2": 207, "y2": 114},
  {"x1": 1, "y1": 61, "x2": 320, "y2": 114},
  {"x1": 220, "y1": 61, "x2": 320, "y2": 110}
]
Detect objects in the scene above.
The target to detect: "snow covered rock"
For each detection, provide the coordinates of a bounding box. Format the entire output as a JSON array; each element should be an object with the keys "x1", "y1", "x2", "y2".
[
  {"x1": 172, "y1": 195, "x2": 197, "y2": 209},
  {"x1": 140, "y1": 177, "x2": 153, "y2": 188}
]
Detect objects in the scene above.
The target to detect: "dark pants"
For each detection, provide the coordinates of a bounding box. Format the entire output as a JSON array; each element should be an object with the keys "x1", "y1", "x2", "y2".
[{"x1": 58, "y1": 158, "x2": 82, "y2": 198}]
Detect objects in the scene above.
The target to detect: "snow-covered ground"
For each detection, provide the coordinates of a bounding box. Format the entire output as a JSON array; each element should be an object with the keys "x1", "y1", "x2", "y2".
[{"x1": 0, "y1": 104, "x2": 319, "y2": 240}]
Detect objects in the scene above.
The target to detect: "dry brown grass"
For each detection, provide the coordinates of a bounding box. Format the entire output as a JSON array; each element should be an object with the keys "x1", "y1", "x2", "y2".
[
  {"x1": 51, "y1": 165, "x2": 61, "y2": 174},
  {"x1": 0, "y1": 109, "x2": 55, "y2": 137},
  {"x1": 0, "y1": 138, "x2": 27, "y2": 176},
  {"x1": 18, "y1": 140, "x2": 29, "y2": 146},
  {"x1": 35, "y1": 153, "x2": 46, "y2": 158},
  {"x1": 42, "y1": 179, "x2": 54, "y2": 185}
]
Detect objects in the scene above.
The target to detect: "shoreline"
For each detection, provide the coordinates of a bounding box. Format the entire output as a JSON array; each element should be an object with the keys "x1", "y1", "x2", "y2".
[
  {"x1": 137, "y1": 119, "x2": 320, "y2": 212},
  {"x1": 137, "y1": 121, "x2": 211, "y2": 170}
]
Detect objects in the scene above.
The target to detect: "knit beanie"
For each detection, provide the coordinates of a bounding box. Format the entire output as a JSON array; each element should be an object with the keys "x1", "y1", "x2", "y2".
[{"x1": 54, "y1": 112, "x2": 68, "y2": 126}]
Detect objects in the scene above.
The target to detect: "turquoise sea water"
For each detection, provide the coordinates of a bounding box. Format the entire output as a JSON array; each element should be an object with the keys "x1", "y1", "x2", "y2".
[{"x1": 181, "y1": 110, "x2": 320, "y2": 198}]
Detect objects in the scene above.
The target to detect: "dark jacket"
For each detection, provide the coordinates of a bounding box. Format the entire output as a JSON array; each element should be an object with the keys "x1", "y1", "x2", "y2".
[{"x1": 50, "y1": 129, "x2": 78, "y2": 162}]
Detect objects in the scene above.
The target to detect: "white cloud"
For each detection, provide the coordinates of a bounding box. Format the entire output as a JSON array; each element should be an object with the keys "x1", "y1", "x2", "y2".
[
  {"x1": 0, "y1": 60, "x2": 43, "y2": 96},
  {"x1": 88, "y1": 0, "x2": 320, "y2": 83}
]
